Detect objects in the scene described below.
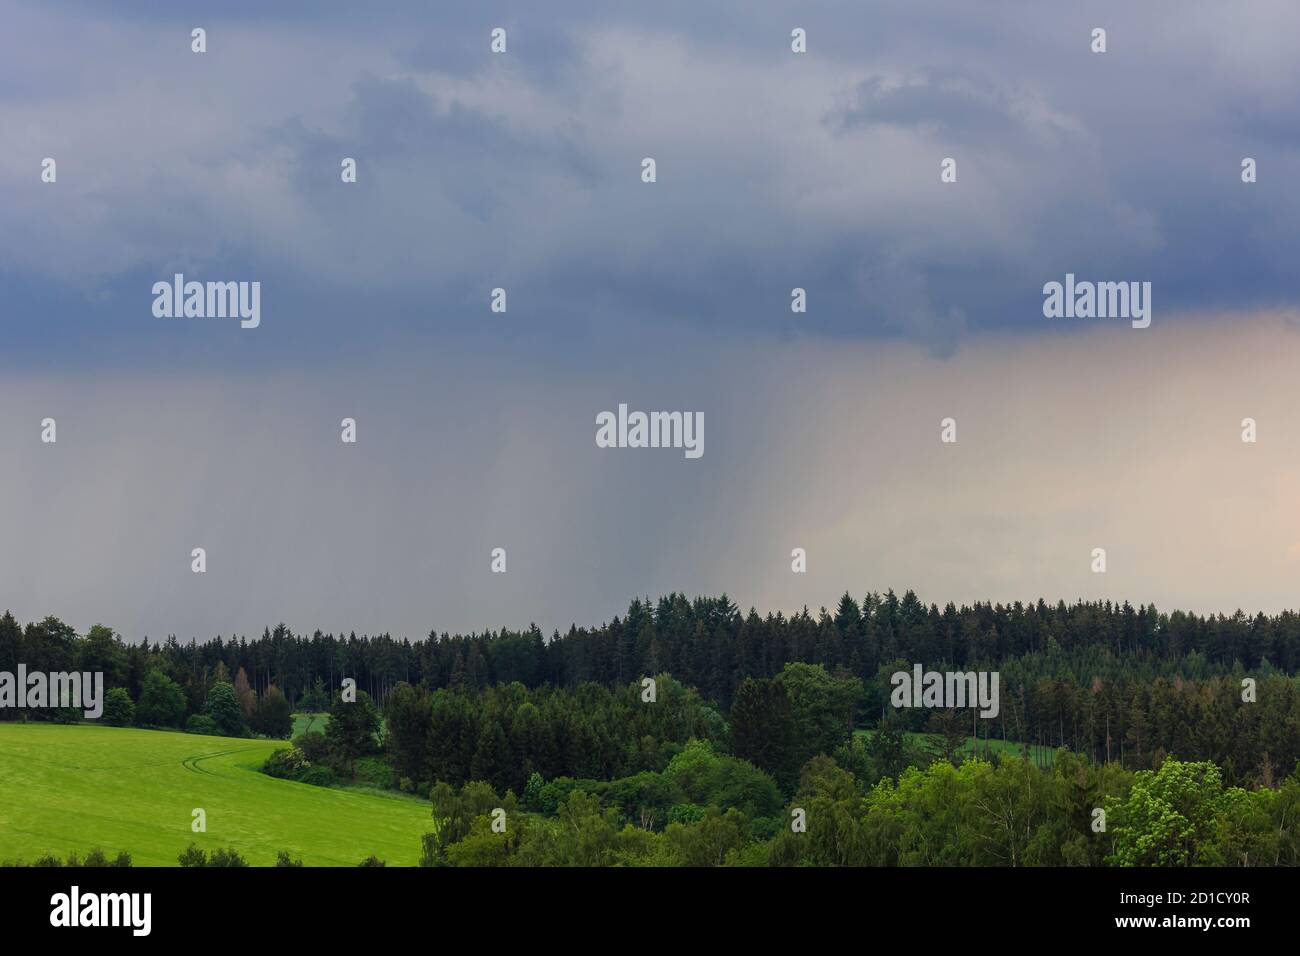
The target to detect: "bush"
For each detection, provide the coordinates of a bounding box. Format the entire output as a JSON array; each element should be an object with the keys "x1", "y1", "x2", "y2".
[
  {"x1": 208, "y1": 847, "x2": 249, "y2": 867},
  {"x1": 299, "y1": 766, "x2": 339, "y2": 788},
  {"x1": 102, "y1": 688, "x2": 134, "y2": 727},
  {"x1": 3, "y1": 848, "x2": 131, "y2": 868},
  {"x1": 358, "y1": 855, "x2": 386, "y2": 867},
  {"x1": 275, "y1": 850, "x2": 303, "y2": 867},
  {"x1": 294, "y1": 730, "x2": 330, "y2": 765},
  {"x1": 261, "y1": 746, "x2": 312, "y2": 780},
  {"x1": 178, "y1": 844, "x2": 248, "y2": 867},
  {"x1": 136, "y1": 671, "x2": 187, "y2": 727},
  {"x1": 177, "y1": 844, "x2": 207, "y2": 867},
  {"x1": 259, "y1": 745, "x2": 339, "y2": 789},
  {"x1": 353, "y1": 757, "x2": 398, "y2": 789},
  {"x1": 186, "y1": 714, "x2": 220, "y2": 736}
]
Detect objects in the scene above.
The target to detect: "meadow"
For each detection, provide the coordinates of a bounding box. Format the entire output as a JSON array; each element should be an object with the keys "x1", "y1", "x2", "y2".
[
  {"x1": 291, "y1": 712, "x2": 329, "y2": 737},
  {"x1": 0, "y1": 723, "x2": 431, "y2": 866}
]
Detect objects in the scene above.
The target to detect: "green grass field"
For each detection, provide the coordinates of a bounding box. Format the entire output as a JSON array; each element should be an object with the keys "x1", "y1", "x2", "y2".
[
  {"x1": 855, "y1": 729, "x2": 1058, "y2": 767},
  {"x1": 291, "y1": 712, "x2": 329, "y2": 737},
  {"x1": 0, "y1": 723, "x2": 431, "y2": 866}
]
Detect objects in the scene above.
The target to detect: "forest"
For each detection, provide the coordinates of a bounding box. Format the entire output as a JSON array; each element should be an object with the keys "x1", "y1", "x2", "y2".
[
  {"x1": 3, "y1": 591, "x2": 1300, "y2": 866},
  {"x1": 4, "y1": 591, "x2": 1297, "y2": 781}
]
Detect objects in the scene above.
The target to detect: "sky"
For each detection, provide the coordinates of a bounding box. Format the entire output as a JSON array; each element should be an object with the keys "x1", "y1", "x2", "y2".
[{"x1": 2, "y1": 0, "x2": 1299, "y2": 641}]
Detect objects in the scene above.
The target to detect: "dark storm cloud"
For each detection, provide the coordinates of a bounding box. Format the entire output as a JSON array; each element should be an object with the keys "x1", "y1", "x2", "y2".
[{"x1": 1, "y1": 0, "x2": 1297, "y2": 363}]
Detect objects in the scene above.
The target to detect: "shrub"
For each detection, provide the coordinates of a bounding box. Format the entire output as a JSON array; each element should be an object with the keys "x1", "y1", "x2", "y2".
[
  {"x1": 298, "y1": 765, "x2": 339, "y2": 788},
  {"x1": 3, "y1": 849, "x2": 131, "y2": 868},
  {"x1": 102, "y1": 688, "x2": 134, "y2": 727},
  {"x1": 186, "y1": 714, "x2": 220, "y2": 736},
  {"x1": 294, "y1": 730, "x2": 330, "y2": 765},
  {"x1": 208, "y1": 847, "x2": 249, "y2": 867},
  {"x1": 177, "y1": 844, "x2": 207, "y2": 867},
  {"x1": 136, "y1": 671, "x2": 186, "y2": 727},
  {"x1": 261, "y1": 746, "x2": 311, "y2": 780},
  {"x1": 353, "y1": 756, "x2": 398, "y2": 789},
  {"x1": 178, "y1": 844, "x2": 248, "y2": 867}
]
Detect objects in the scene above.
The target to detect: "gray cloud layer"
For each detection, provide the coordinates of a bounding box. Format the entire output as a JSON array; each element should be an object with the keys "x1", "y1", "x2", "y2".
[
  {"x1": 2, "y1": 0, "x2": 1298, "y2": 364},
  {"x1": 5, "y1": 313, "x2": 1300, "y2": 639}
]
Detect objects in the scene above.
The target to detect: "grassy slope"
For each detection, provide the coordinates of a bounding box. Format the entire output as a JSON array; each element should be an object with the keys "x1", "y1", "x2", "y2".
[
  {"x1": 0, "y1": 723, "x2": 430, "y2": 866},
  {"x1": 291, "y1": 712, "x2": 329, "y2": 737}
]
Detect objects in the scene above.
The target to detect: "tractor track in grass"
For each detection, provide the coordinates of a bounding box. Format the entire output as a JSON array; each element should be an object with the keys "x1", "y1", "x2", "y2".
[{"x1": 181, "y1": 746, "x2": 267, "y2": 775}]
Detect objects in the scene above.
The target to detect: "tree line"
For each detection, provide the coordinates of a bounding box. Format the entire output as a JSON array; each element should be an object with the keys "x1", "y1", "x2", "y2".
[
  {"x1": 4, "y1": 592, "x2": 1299, "y2": 784},
  {"x1": 417, "y1": 752, "x2": 1300, "y2": 867},
  {"x1": 8, "y1": 591, "x2": 1300, "y2": 710}
]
